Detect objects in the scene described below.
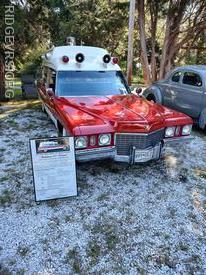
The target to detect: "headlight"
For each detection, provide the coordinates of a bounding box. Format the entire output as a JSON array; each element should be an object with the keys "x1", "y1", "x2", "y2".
[
  {"x1": 182, "y1": 125, "x2": 192, "y2": 135},
  {"x1": 98, "y1": 134, "x2": 111, "y2": 146},
  {"x1": 165, "y1": 126, "x2": 176, "y2": 137},
  {"x1": 75, "y1": 136, "x2": 88, "y2": 149}
]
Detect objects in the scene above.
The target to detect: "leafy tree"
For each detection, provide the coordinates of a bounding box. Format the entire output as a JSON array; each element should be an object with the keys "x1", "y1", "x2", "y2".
[{"x1": 138, "y1": 0, "x2": 206, "y2": 84}]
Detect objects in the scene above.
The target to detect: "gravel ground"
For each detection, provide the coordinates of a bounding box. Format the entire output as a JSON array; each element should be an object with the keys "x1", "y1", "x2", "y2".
[{"x1": 0, "y1": 100, "x2": 206, "y2": 275}]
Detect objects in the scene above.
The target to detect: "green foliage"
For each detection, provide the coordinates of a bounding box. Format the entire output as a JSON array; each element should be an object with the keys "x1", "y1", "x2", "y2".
[
  {"x1": 18, "y1": 46, "x2": 46, "y2": 74},
  {"x1": 0, "y1": 0, "x2": 205, "y2": 81},
  {"x1": 46, "y1": 0, "x2": 129, "y2": 58}
]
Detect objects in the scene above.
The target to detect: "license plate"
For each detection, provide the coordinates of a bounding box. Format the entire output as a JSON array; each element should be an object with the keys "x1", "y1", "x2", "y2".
[{"x1": 135, "y1": 148, "x2": 154, "y2": 162}]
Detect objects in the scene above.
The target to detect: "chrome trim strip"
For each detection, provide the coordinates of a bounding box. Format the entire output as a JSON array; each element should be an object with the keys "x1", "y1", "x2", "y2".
[
  {"x1": 115, "y1": 128, "x2": 165, "y2": 137},
  {"x1": 45, "y1": 105, "x2": 58, "y2": 128},
  {"x1": 75, "y1": 146, "x2": 115, "y2": 155},
  {"x1": 163, "y1": 136, "x2": 193, "y2": 144},
  {"x1": 75, "y1": 146, "x2": 116, "y2": 162}
]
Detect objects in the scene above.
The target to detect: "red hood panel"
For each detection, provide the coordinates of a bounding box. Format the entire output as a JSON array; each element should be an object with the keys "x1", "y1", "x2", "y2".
[{"x1": 57, "y1": 94, "x2": 192, "y2": 133}]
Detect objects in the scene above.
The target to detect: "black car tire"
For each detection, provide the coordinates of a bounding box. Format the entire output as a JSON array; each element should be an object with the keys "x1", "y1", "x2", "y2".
[
  {"x1": 143, "y1": 86, "x2": 162, "y2": 104},
  {"x1": 146, "y1": 94, "x2": 157, "y2": 103},
  {"x1": 198, "y1": 108, "x2": 206, "y2": 130}
]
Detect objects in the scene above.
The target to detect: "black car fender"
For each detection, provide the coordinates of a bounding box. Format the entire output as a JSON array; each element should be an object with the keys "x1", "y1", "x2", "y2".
[{"x1": 143, "y1": 85, "x2": 163, "y2": 104}]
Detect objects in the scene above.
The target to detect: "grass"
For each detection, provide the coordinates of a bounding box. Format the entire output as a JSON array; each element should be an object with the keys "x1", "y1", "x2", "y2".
[
  {"x1": 0, "y1": 100, "x2": 41, "y2": 120},
  {"x1": 23, "y1": 123, "x2": 38, "y2": 130},
  {"x1": 13, "y1": 78, "x2": 22, "y2": 98},
  {"x1": 0, "y1": 189, "x2": 14, "y2": 206},
  {"x1": 77, "y1": 176, "x2": 90, "y2": 190},
  {"x1": 97, "y1": 193, "x2": 110, "y2": 202},
  {"x1": 16, "y1": 269, "x2": 27, "y2": 275},
  {"x1": 178, "y1": 168, "x2": 189, "y2": 182},
  {"x1": 17, "y1": 246, "x2": 30, "y2": 257},
  {"x1": 193, "y1": 168, "x2": 206, "y2": 179},
  {"x1": 105, "y1": 228, "x2": 119, "y2": 250},
  {"x1": 6, "y1": 120, "x2": 18, "y2": 127},
  {"x1": 13, "y1": 78, "x2": 22, "y2": 86},
  {"x1": 13, "y1": 88, "x2": 22, "y2": 98},
  {"x1": 91, "y1": 223, "x2": 119, "y2": 250},
  {"x1": 87, "y1": 241, "x2": 101, "y2": 265},
  {"x1": 64, "y1": 215, "x2": 75, "y2": 223},
  {"x1": 0, "y1": 175, "x2": 10, "y2": 184},
  {"x1": 0, "y1": 267, "x2": 12, "y2": 275},
  {"x1": 0, "y1": 148, "x2": 6, "y2": 154},
  {"x1": 65, "y1": 248, "x2": 82, "y2": 273},
  {"x1": 46, "y1": 200, "x2": 59, "y2": 208}
]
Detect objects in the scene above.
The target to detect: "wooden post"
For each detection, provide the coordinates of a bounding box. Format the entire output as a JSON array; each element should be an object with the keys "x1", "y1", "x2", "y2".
[
  {"x1": 137, "y1": 0, "x2": 152, "y2": 84},
  {"x1": 126, "y1": 0, "x2": 136, "y2": 86}
]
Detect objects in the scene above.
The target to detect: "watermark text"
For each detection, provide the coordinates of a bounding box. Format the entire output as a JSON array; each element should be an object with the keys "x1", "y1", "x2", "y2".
[{"x1": 4, "y1": 5, "x2": 15, "y2": 99}]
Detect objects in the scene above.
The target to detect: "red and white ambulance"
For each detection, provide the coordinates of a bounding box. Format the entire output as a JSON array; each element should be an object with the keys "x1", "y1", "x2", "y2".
[{"x1": 37, "y1": 45, "x2": 193, "y2": 163}]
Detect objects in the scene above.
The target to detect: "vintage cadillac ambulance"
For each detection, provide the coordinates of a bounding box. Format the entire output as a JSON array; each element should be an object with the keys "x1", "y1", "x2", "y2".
[{"x1": 37, "y1": 45, "x2": 193, "y2": 164}]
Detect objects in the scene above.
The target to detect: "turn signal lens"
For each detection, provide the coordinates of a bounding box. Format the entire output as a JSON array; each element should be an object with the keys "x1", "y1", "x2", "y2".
[
  {"x1": 165, "y1": 127, "x2": 176, "y2": 137},
  {"x1": 62, "y1": 56, "x2": 69, "y2": 63},
  {"x1": 75, "y1": 136, "x2": 87, "y2": 149},
  {"x1": 182, "y1": 125, "x2": 192, "y2": 135},
  {"x1": 99, "y1": 134, "x2": 111, "y2": 146},
  {"x1": 90, "y1": 135, "x2": 96, "y2": 146},
  {"x1": 112, "y1": 57, "x2": 119, "y2": 64}
]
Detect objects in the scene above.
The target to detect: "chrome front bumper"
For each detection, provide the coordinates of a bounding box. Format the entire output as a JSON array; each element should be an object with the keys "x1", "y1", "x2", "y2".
[
  {"x1": 75, "y1": 144, "x2": 161, "y2": 163},
  {"x1": 75, "y1": 147, "x2": 116, "y2": 162},
  {"x1": 75, "y1": 135, "x2": 193, "y2": 163},
  {"x1": 163, "y1": 135, "x2": 194, "y2": 145},
  {"x1": 114, "y1": 143, "x2": 162, "y2": 164}
]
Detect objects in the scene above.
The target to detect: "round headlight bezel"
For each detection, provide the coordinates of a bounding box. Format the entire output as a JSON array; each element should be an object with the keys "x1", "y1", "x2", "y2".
[
  {"x1": 98, "y1": 134, "x2": 111, "y2": 146},
  {"x1": 165, "y1": 126, "x2": 176, "y2": 138},
  {"x1": 75, "y1": 136, "x2": 88, "y2": 149},
  {"x1": 182, "y1": 125, "x2": 192, "y2": 136}
]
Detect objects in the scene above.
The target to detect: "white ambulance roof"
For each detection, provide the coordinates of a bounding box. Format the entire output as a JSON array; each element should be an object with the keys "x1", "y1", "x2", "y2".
[{"x1": 42, "y1": 45, "x2": 121, "y2": 71}]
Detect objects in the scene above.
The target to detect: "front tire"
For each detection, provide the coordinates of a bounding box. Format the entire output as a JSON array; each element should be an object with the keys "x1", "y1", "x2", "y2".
[
  {"x1": 41, "y1": 103, "x2": 46, "y2": 113},
  {"x1": 146, "y1": 94, "x2": 156, "y2": 103}
]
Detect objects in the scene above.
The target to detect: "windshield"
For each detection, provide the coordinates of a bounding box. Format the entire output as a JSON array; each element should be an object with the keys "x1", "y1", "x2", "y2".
[{"x1": 56, "y1": 71, "x2": 130, "y2": 97}]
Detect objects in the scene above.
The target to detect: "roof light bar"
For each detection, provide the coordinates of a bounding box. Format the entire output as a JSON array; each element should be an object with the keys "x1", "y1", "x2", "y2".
[
  {"x1": 112, "y1": 57, "x2": 118, "y2": 64},
  {"x1": 62, "y1": 55, "x2": 69, "y2": 63},
  {"x1": 103, "y1": 54, "x2": 111, "y2": 63},
  {"x1": 75, "y1": 53, "x2": 84, "y2": 63}
]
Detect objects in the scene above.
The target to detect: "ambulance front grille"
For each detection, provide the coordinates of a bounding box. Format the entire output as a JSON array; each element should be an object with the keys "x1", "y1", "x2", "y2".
[{"x1": 115, "y1": 129, "x2": 164, "y2": 156}]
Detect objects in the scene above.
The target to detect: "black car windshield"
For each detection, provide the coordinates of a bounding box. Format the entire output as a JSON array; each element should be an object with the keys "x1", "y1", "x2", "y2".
[{"x1": 56, "y1": 71, "x2": 130, "y2": 97}]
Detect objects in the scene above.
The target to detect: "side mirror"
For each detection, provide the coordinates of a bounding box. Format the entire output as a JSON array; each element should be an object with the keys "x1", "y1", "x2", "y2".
[
  {"x1": 135, "y1": 87, "x2": 142, "y2": 95},
  {"x1": 46, "y1": 88, "x2": 54, "y2": 99},
  {"x1": 132, "y1": 87, "x2": 142, "y2": 96}
]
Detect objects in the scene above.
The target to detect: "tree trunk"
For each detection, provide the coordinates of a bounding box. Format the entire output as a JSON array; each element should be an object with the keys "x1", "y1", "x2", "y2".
[
  {"x1": 196, "y1": 32, "x2": 205, "y2": 64},
  {"x1": 159, "y1": 0, "x2": 189, "y2": 79},
  {"x1": 0, "y1": 53, "x2": 5, "y2": 102},
  {"x1": 126, "y1": 0, "x2": 136, "y2": 86},
  {"x1": 137, "y1": 0, "x2": 151, "y2": 85},
  {"x1": 149, "y1": 1, "x2": 158, "y2": 81}
]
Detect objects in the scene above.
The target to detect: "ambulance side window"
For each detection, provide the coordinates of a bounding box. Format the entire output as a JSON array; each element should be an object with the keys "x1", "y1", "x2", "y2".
[{"x1": 47, "y1": 68, "x2": 56, "y2": 94}]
